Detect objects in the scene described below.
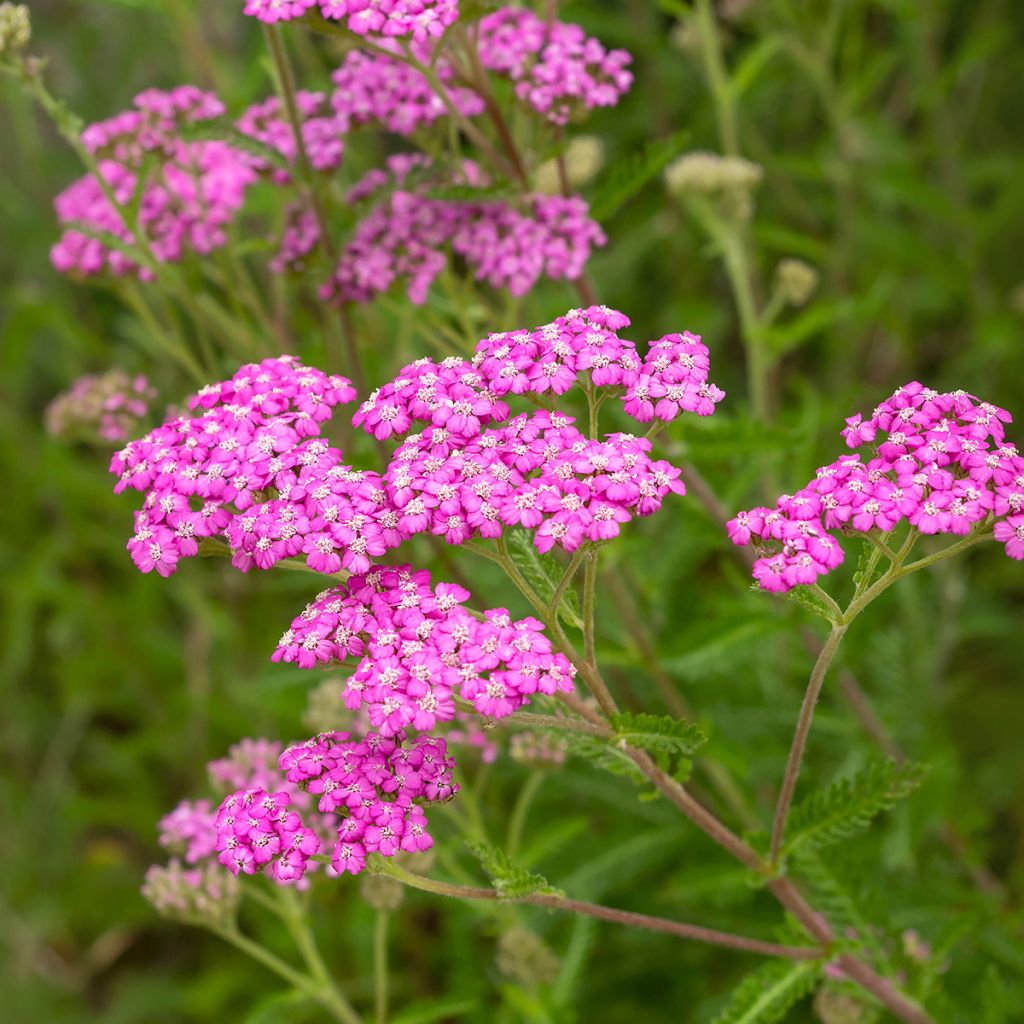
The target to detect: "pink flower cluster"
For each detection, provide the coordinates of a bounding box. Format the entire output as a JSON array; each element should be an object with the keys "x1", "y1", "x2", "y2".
[
  {"x1": 52, "y1": 145, "x2": 257, "y2": 278},
  {"x1": 473, "y1": 306, "x2": 724, "y2": 423},
  {"x1": 158, "y1": 730, "x2": 458, "y2": 884},
  {"x1": 45, "y1": 369, "x2": 156, "y2": 443},
  {"x1": 274, "y1": 729, "x2": 457, "y2": 875},
  {"x1": 237, "y1": 91, "x2": 346, "y2": 176},
  {"x1": 322, "y1": 155, "x2": 604, "y2": 305},
  {"x1": 53, "y1": 86, "x2": 261, "y2": 278},
  {"x1": 243, "y1": 0, "x2": 458, "y2": 40},
  {"x1": 110, "y1": 355, "x2": 362, "y2": 577},
  {"x1": 274, "y1": 564, "x2": 576, "y2": 729},
  {"x1": 330, "y1": 45, "x2": 483, "y2": 135},
  {"x1": 478, "y1": 8, "x2": 633, "y2": 125},
  {"x1": 728, "y1": 382, "x2": 1024, "y2": 592}
]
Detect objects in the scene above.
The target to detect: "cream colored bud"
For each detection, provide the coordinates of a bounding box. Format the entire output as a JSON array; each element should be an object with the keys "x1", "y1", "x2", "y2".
[
  {"x1": 775, "y1": 258, "x2": 819, "y2": 307},
  {"x1": 0, "y1": 3, "x2": 31, "y2": 57},
  {"x1": 534, "y1": 135, "x2": 605, "y2": 195},
  {"x1": 495, "y1": 926, "x2": 560, "y2": 986},
  {"x1": 1008, "y1": 282, "x2": 1024, "y2": 316},
  {"x1": 665, "y1": 151, "x2": 764, "y2": 220},
  {"x1": 360, "y1": 873, "x2": 405, "y2": 912}
]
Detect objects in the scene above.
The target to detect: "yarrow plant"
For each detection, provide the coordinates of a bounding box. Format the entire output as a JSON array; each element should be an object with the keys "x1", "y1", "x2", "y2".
[
  {"x1": 728, "y1": 382, "x2": 1019, "y2": 593},
  {"x1": 10, "y1": 1, "x2": 1022, "y2": 1022}
]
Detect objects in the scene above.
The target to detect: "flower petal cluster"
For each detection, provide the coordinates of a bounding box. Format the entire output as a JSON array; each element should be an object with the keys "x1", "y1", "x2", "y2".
[
  {"x1": 237, "y1": 90, "x2": 346, "y2": 176},
  {"x1": 242, "y1": 0, "x2": 458, "y2": 40},
  {"x1": 322, "y1": 156, "x2": 605, "y2": 305},
  {"x1": 275, "y1": 729, "x2": 458, "y2": 874},
  {"x1": 273, "y1": 564, "x2": 576, "y2": 729},
  {"x1": 478, "y1": 8, "x2": 632, "y2": 125},
  {"x1": 53, "y1": 87, "x2": 258, "y2": 278},
  {"x1": 729, "y1": 382, "x2": 1024, "y2": 592},
  {"x1": 45, "y1": 369, "x2": 155, "y2": 443},
  {"x1": 474, "y1": 306, "x2": 724, "y2": 424},
  {"x1": 110, "y1": 355, "x2": 364, "y2": 577},
  {"x1": 330, "y1": 44, "x2": 483, "y2": 135}
]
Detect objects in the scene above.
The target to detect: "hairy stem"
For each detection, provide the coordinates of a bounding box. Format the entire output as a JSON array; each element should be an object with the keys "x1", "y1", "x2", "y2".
[
  {"x1": 377, "y1": 862, "x2": 820, "y2": 961},
  {"x1": 769, "y1": 624, "x2": 848, "y2": 862}
]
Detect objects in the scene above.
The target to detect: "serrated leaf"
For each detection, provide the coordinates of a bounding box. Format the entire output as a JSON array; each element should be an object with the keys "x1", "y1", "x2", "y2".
[
  {"x1": 563, "y1": 734, "x2": 650, "y2": 789},
  {"x1": 609, "y1": 712, "x2": 706, "y2": 757},
  {"x1": 466, "y1": 841, "x2": 561, "y2": 899},
  {"x1": 506, "y1": 528, "x2": 583, "y2": 629},
  {"x1": 783, "y1": 760, "x2": 928, "y2": 858},
  {"x1": 712, "y1": 960, "x2": 821, "y2": 1024},
  {"x1": 589, "y1": 130, "x2": 690, "y2": 221}
]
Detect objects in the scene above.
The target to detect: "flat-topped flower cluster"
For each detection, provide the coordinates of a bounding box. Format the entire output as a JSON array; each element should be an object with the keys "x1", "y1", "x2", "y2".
[
  {"x1": 45, "y1": 369, "x2": 155, "y2": 443},
  {"x1": 729, "y1": 382, "x2": 1024, "y2": 592},
  {"x1": 274, "y1": 564, "x2": 576, "y2": 730},
  {"x1": 110, "y1": 354, "x2": 360, "y2": 577},
  {"x1": 322, "y1": 154, "x2": 604, "y2": 305},
  {"x1": 155, "y1": 731, "x2": 458, "y2": 888},
  {"x1": 112, "y1": 307, "x2": 716, "y2": 577},
  {"x1": 52, "y1": 6, "x2": 630, "y2": 304}
]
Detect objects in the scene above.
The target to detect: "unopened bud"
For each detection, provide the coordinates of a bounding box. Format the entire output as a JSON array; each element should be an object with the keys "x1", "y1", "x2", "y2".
[
  {"x1": 495, "y1": 925, "x2": 560, "y2": 986},
  {"x1": 0, "y1": 3, "x2": 30, "y2": 58},
  {"x1": 535, "y1": 136, "x2": 605, "y2": 195},
  {"x1": 775, "y1": 258, "x2": 819, "y2": 307},
  {"x1": 665, "y1": 151, "x2": 764, "y2": 220},
  {"x1": 142, "y1": 859, "x2": 239, "y2": 927},
  {"x1": 360, "y1": 873, "x2": 405, "y2": 911},
  {"x1": 813, "y1": 988, "x2": 871, "y2": 1024}
]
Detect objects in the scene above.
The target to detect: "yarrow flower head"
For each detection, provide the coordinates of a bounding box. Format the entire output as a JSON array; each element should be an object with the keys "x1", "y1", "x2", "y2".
[
  {"x1": 52, "y1": 88, "x2": 258, "y2": 279},
  {"x1": 477, "y1": 8, "x2": 633, "y2": 125},
  {"x1": 321, "y1": 155, "x2": 605, "y2": 306},
  {"x1": 273, "y1": 563, "x2": 576, "y2": 731},
  {"x1": 110, "y1": 355, "x2": 368, "y2": 577},
  {"x1": 729, "y1": 382, "x2": 1024, "y2": 592},
  {"x1": 154, "y1": 729, "x2": 458, "y2": 886},
  {"x1": 243, "y1": 0, "x2": 459, "y2": 40},
  {"x1": 46, "y1": 369, "x2": 155, "y2": 443}
]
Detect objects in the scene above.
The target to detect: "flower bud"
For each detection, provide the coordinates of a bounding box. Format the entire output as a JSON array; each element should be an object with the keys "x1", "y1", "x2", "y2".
[
  {"x1": 495, "y1": 925, "x2": 560, "y2": 986},
  {"x1": 665, "y1": 151, "x2": 764, "y2": 221},
  {"x1": 142, "y1": 859, "x2": 239, "y2": 927},
  {"x1": 509, "y1": 731, "x2": 567, "y2": 768},
  {"x1": 0, "y1": 2, "x2": 30, "y2": 59},
  {"x1": 534, "y1": 136, "x2": 605, "y2": 195},
  {"x1": 360, "y1": 873, "x2": 405, "y2": 912},
  {"x1": 775, "y1": 258, "x2": 819, "y2": 308},
  {"x1": 813, "y1": 988, "x2": 872, "y2": 1024}
]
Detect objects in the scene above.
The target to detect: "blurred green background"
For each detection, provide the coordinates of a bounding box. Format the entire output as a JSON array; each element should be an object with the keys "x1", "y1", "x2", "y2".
[{"x1": 1, "y1": 1, "x2": 1022, "y2": 1022}]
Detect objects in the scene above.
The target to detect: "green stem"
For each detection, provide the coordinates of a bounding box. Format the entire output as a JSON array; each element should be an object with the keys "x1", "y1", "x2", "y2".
[
  {"x1": 693, "y1": 0, "x2": 740, "y2": 156},
  {"x1": 375, "y1": 862, "x2": 821, "y2": 961},
  {"x1": 549, "y1": 547, "x2": 587, "y2": 622},
  {"x1": 374, "y1": 911, "x2": 389, "y2": 1024},
  {"x1": 769, "y1": 624, "x2": 849, "y2": 863},
  {"x1": 506, "y1": 769, "x2": 546, "y2": 858},
  {"x1": 582, "y1": 549, "x2": 601, "y2": 677},
  {"x1": 276, "y1": 889, "x2": 363, "y2": 1024}
]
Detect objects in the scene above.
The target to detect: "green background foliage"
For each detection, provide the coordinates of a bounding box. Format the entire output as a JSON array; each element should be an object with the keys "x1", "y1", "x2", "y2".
[{"x1": 1, "y1": 1, "x2": 1022, "y2": 1021}]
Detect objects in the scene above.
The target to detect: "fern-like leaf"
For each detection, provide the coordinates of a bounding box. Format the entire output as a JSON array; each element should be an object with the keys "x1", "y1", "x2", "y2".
[
  {"x1": 588, "y1": 130, "x2": 690, "y2": 221},
  {"x1": 712, "y1": 960, "x2": 821, "y2": 1024},
  {"x1": 609, "y1": 712, "x2": 706, "y2": 757},
  {"x1": 506, "y1": 528, "x2": 583, "y2": 629},
  {"x1": 783, "y1": 760, "x2": 928, "y2": 858},
  {"x1": 466, "y1": 841, "x2": 562, "y2": 899}
]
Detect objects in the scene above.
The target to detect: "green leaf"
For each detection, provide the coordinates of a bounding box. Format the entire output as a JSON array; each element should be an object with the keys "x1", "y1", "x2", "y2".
[
  {"x1": 712, "y1": 960, "x2": 821, "y2": 1024},
  {"x1": 589, "y1": 130, "x2": 690, "y2": 221},
  {"x1": 763, "y1": 298, "x2": 857, "y2": 359},
  {"x1": 730, "y1": 37, "x2": 785, "y2": 99},
  {"x1": 466, "y1": 841, "x2": 562, "y2": 899},
  {"x1": 391, "y1": 998, "x2": 483, "y2": 1024},
  {"x1": 563, "y1": 733, "x2": 651, "y2": 789},
  {"x1": 506, "y1": 528, "x2": 583, "y2": 629},
  {"x1": 609, "y1": 712, "x2": 706, "y2": 757},
  {"x1": 783, "y1": 760, "x2": 929, "y2": 858},
  {"x1": 244, "y1": 990, "x2": 320, "y2": 1024}
]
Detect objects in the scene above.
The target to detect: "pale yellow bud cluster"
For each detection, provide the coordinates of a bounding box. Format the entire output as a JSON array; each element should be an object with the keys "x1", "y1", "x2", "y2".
[
  {"x1": 665, "y1": 151, "x2": 764, "y2": 220},
  {"x1": 534, "y1": 136, "x2": 606, "y2": 195},
  {"x1": 0, "y1": 2, "x2": 30, "y2": 59},
  {"x1": 775, "y1": 258, "x2": 819, "y2": 308}
]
